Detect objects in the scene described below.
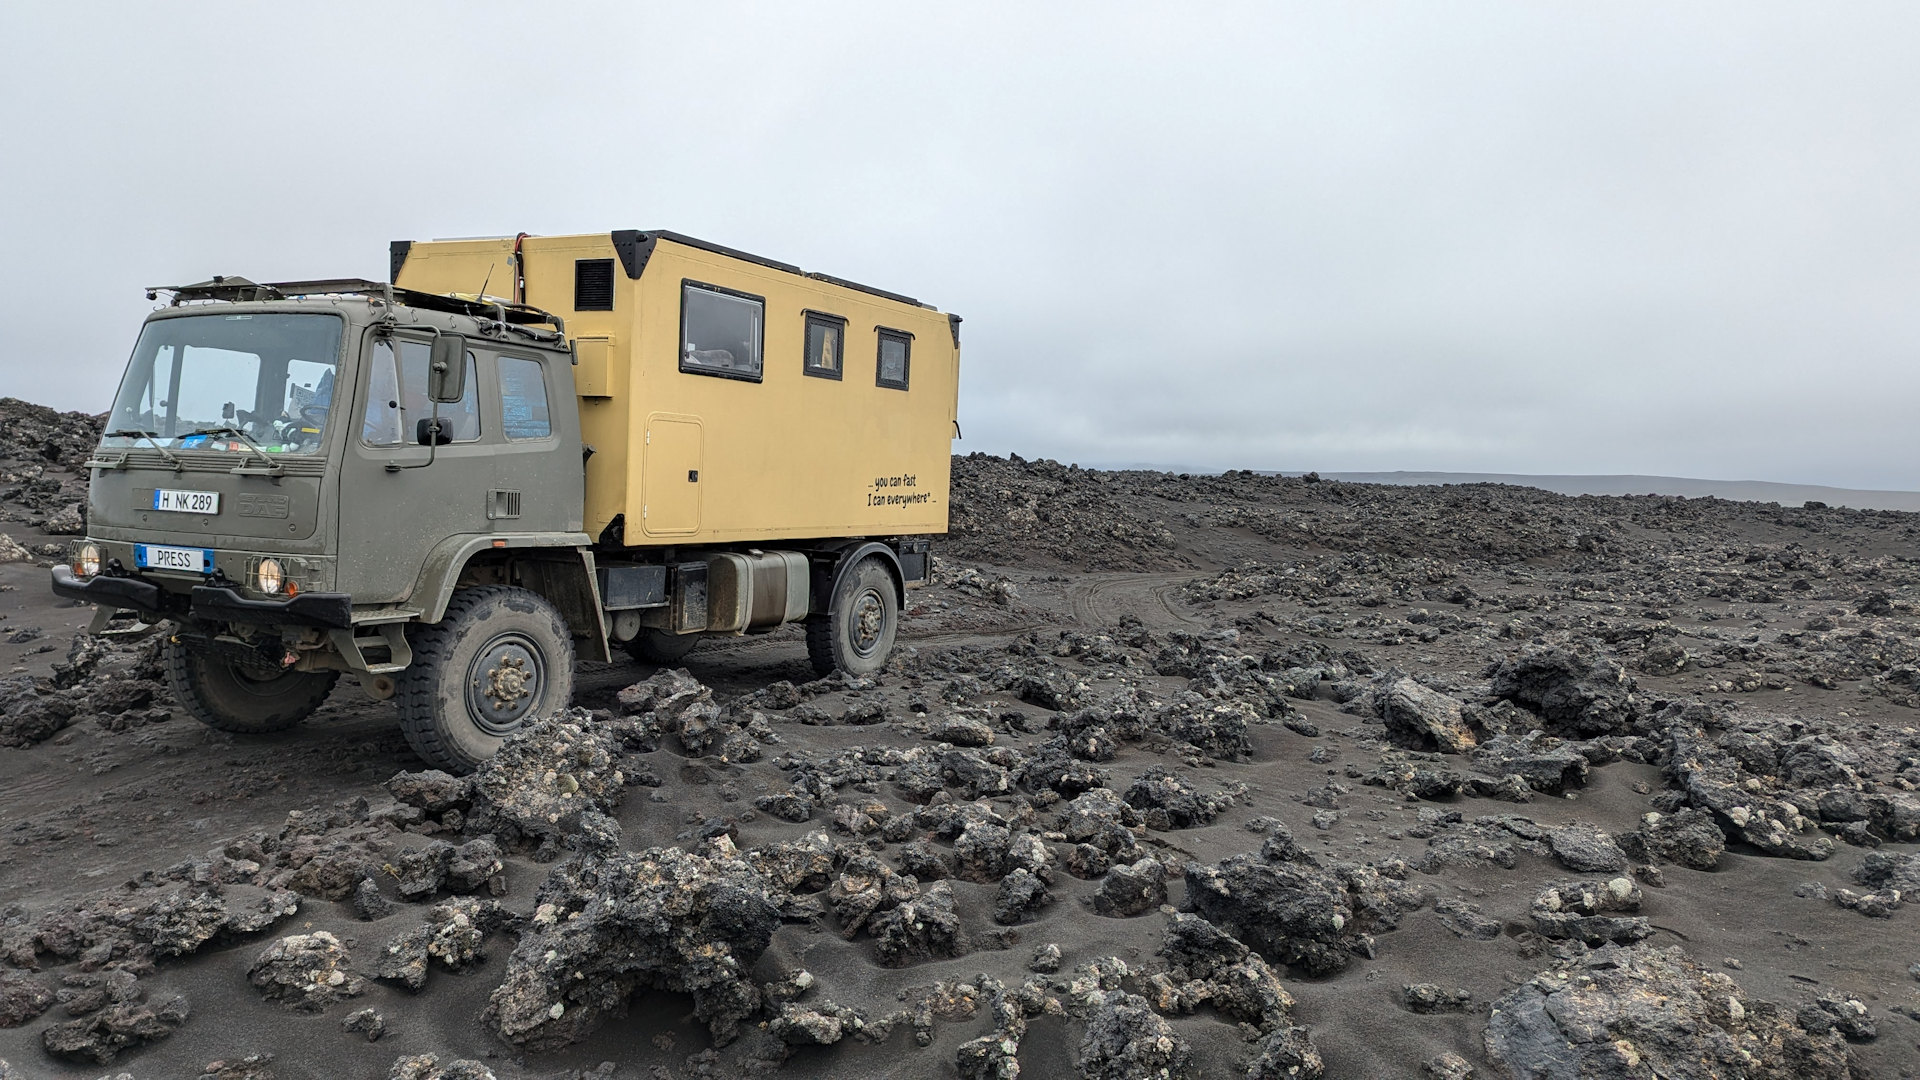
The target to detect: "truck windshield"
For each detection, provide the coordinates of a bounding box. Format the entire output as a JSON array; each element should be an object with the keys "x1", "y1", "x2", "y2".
[{"x1": 102, "y1": 313, "x2": 345, "y2": 455}]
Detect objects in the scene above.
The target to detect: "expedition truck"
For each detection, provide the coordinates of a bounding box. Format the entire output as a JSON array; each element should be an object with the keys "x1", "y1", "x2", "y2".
[{"x1": 52, "y1": 230, "x2": 960, "y2": 773}]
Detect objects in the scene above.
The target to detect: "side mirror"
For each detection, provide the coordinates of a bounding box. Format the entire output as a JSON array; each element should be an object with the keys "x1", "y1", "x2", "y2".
[
  {"x1": 416, "y1": 417, "x2": 452, "y2": 446},
  {"x1": 428, "y1": 334, "x2": 467, "y2": 403}
]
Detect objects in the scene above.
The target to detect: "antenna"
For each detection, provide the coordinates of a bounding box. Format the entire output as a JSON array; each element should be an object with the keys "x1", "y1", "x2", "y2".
[{"x1": 477, "y1": 263, "x2": 495, "y2": 300}]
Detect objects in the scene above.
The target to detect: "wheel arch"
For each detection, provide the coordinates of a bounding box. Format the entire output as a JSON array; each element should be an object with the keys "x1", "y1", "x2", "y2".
[
  {"x1": 808, "y1": 540, "x2": 905, "y2": 617},
  {"x1": 412, "y1": 534, "x2": 611, "y2": 663}
]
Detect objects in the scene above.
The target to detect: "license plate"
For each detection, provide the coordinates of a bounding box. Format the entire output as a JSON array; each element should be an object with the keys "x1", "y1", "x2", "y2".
[
  {"x1": 135, "y1": 544, "x2": 214, "y2": 574},
  {"x1": 153, "y1": 488, "x2": 220, "y2": 514}
]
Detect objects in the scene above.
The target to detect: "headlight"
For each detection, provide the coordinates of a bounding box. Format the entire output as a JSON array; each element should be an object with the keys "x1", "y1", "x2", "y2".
[
  {"x1": 75, "y1": 543, "x2": 101, "y2": 578},
  {"x1": 256, "y1": 558, "x2": 285, "y2": 595}
]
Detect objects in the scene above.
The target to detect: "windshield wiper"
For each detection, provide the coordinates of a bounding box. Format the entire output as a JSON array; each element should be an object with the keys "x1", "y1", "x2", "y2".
[
  {"x1": 104, "y1": 429, "x2": 185, "y2": 472},
  {"x1": 182, "y1": 427, "x2": 285, "y2": 476}
]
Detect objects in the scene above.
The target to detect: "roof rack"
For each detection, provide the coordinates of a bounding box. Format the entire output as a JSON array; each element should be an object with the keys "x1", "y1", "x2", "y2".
[{"x1": 146, "y1": 276, "x2": 566, "y2": 330}]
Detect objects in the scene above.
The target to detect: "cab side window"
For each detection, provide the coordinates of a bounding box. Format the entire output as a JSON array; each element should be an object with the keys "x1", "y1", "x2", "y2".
[
  {"x1": 803, "y1": 312, "x2": 845, "y2": 380},
  {"x1": 498, "y1": 356, "x2": 552, "y2": 439},
  {"x1": 361, "y1": 339, "x2": 481, "y2": 447}
]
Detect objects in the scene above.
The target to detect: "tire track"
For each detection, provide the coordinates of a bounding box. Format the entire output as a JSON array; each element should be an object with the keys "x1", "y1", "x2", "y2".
[
  {"x1": 1070, "y1": 572, "x2": 1201, "y2": 628},
  {"x1": 575, "y1": 570, "x2": 1201, "y2": 694}
]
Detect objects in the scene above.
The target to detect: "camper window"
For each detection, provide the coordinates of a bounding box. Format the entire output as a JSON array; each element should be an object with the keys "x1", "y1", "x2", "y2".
[
  {"x1": 803, "y1": 311, "x2": 845, "y2": 380},
  {"x1": 876, "y1": 328, "x2": 911, "y2": 390},
  {"x1": 680, "y1": 281, "x2": 764, "y2": 382}
]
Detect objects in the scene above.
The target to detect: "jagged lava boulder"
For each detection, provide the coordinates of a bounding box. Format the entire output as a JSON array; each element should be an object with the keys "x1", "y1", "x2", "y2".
[
  {"x1": 485, "y1": 846, "x2": 780, "y2": 1048},
  {"x1": 1490, "y1": 647, "x2": 1638, "y2": 736},
  {"x1": 1486, "y1": 944, "x2": 1859, "y2": 1078},
  {"x1": 1183, "y1": 855, "x2": 1357, "y2": 976}
]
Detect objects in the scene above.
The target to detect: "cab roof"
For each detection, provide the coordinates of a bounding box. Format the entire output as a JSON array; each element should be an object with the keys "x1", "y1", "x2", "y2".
[{"x1": 149, "y1": 276, "x2": 566, "y2": 331}]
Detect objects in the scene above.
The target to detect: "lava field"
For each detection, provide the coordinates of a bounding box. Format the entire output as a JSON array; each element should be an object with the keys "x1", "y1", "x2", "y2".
[{"x1": 0, "y1": 398, "x2": 1916, "y2": 1078}]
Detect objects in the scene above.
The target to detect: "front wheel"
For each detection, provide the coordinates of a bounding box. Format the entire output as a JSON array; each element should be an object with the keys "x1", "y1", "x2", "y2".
[
  {"x1": 167, "y1": 636, "x2": 339, "y2": 734},
  {"x1": 397, "y1": 586, "x2": 575, "y2": 774},
  {"x1": 806, "y1": 557, "x2": 899, "y2": 678}
]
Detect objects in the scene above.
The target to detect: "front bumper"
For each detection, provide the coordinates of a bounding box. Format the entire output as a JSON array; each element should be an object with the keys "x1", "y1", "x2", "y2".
[
  {"x1": 188, "y1": 584, "x2": 352, "y2": 629},
  {"x1": 51, "y1": 564, "x2": 165, "y2": 614},
  {"x1": 51, "y1": 565, "x2": 352, "y2": 630}
]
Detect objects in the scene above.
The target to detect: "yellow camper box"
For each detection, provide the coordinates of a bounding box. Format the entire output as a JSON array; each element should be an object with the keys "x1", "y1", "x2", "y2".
[{"x1": 392, "y1": 231, "x2": 959, "y2": 548}]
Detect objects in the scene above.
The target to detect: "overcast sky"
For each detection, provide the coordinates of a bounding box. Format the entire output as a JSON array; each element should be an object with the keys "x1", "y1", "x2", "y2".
[{"x1": 5, "y1": 3, "x2": 1919, "y2": 487}]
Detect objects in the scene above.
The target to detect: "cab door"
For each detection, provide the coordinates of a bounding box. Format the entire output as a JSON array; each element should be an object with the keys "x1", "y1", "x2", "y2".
[
  {"x1": 487, "y1": 349, "x2": 579, "y2": 534},
  {"x1": 337, "y1": 333, "x2": 492, "y2": 605},
  {"x1": 641, "y1": 413, "x2": 701, "y2": 536}
]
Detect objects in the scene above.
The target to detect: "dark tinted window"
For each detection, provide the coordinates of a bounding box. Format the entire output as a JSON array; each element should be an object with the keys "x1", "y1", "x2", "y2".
[
  {"x1": 680, "y1": 282, "x2": 763, "y2": 381},
  {"x1": 804, "y1": 312, "x2": 845, "y2": 380},
  {"x1": 876, "y1": 328, "x2": 911, "y2": 390}
]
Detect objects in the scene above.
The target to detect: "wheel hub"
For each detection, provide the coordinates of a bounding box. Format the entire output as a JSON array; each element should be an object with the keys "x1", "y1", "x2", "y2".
[
  {"x1": 466, "y1": 636, "x2": 544, "y2": 735},
  {"x1": 850, "y1": 589, "x2": 885, "y2": 656},
  {"x1": 487, "y1": 656, "x2": 530, "y2": 705}
]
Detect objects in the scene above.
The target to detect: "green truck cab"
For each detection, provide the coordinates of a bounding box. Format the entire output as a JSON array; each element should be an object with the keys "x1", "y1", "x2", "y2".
[{"x1": 54, "y1": 263, "x2": 951, "y2": 774}]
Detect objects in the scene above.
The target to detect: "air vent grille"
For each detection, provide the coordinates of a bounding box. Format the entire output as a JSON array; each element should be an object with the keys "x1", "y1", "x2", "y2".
[
  {"x1": 486, "y1": 489, "x2": 522, "y2": 520},
  {"x1": 574, "y1": 258, "x2": 615, "y2": 311}
]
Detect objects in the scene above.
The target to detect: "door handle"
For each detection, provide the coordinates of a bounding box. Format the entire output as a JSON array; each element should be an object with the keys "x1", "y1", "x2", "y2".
[{"x1": 688, "y1": 470, "x2": 699, "y2": 483}]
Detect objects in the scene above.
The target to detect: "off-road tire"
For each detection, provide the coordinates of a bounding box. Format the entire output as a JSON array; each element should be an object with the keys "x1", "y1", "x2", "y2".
[
  {"x1": 397, "y1": 586, "x2": 574, "y2": 774},
  {"x1": 166, "y1": 635, "x2": 339, "y2": 734},
  {"x1": 806, "y1": 557, "x2": 899, "y2": 677},
  {"x1": 623, "y1": 628, "x2": 701, "y2": 666}
]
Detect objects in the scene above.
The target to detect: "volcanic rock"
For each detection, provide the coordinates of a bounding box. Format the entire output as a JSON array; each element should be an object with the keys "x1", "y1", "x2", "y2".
[
  {"x1": 373, "y1": 897, "x2": 508, "y2": 991},
  {"x1": 1529, "y1": 877, "x2": 1651, "y2": 945},
  {"x1": 0, "y1": 971, "x2": 52, "y2": 1027},
  {"x1": 1618, "y1": 808, "x2": 1726, "y2": 870},
  {"x1": 1403, "y1": 983, "x2": 1473, "y2": 1014},
  {"x1": 343, "y1": 1007, "x2": 388, "y2": 1042},
  {"x1": 485, "y1": 846, "x2": 779, "y2": 1048},
  {"x1": 1490, "y1": 647, "x2": 1638, "y2": 736},
  {"x1": 1123, "y1": 766, "x2": 1245, "y2": 830},
  {"x1": 1485, "y1": 944, "x2": 1857, "y2": 1078},
  {"x1": 993, "y1": 867, "x2": 1053, "y2": 924},
  {"x1": 248, "y1": 931, "x2": 364, "y2": 1011},
  {"x1": 1184, "y1": 855, "x2": 1361, "y2": 975},
  {"x1": 1433, "y1": 898, "x2": 1505, "y2": 941},
  {"x1": 198, "y1": 1054, "x2": 277, "y2": 1080},
  {"x1": 1093, "y1": 857, "x2": 1167, "y2": 917},
  {"x1": 1547, "y1": 823, "x2": 1628, "y2": 873},
  {"x1": 869, "y1": 881, "x2": 967, "y2": 966},
  {"x1": 385, "y1": 770, "x2": 473, "y2": 816},
  {"x1": 1380, "y1": 677, "x2": 1477, "y2": 753},
  {"x1": 1150, "y1": 914, "x2": 1323, "y2": 1078},
  {"x1": 387, "y1": 1056, "x2": 498, "y2": 1080},
  {"x1": 40, "y1": 991, "x2": 189, "y2": 1065},
  {"x1": 1075, "y1": 989, "x2": 1193, "y2": 1080}
]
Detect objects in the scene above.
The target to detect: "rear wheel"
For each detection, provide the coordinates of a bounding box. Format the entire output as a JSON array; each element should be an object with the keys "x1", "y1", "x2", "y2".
[
  {"x1": 806, "y1": 557, "x2": 899, "y2": 678},
  {"x1": 397, "y1": 586, "x2": 574, "y2": 774},
  {"x1": 622, "y1": 628, "x2": 701, "y2": 666},
  {"x1": 167, "y1": 636, "x2": 338, "y2": 734}
]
